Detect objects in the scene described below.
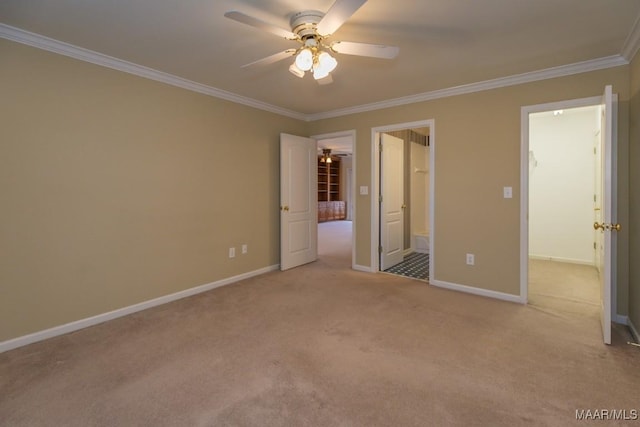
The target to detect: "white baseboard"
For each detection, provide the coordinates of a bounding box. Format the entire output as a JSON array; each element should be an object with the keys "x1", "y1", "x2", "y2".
[
  {"x1": 0, "y1": 264, "x2": 280, "y2": 354},
  {"x1": 629, "y1": 318, "x2": 640, "y2": 343},
  {"x1": 528, "y1": 255, "x2": 595, "y2": 266},
  {"x1": 353, "y1": 264, "x2": 374, "y2": 273},
  {"x1": 430, "y1": 280, "x2": 525, "y2": 304}
]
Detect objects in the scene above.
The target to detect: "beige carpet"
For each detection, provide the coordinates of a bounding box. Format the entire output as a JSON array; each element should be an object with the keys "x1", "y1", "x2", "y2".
[
  {"x1": 528, "y1": 259, "x2": 600, "y2": 318},
  {"x1": 1, "y1": 222, "x2": 638, "y2": 426}
]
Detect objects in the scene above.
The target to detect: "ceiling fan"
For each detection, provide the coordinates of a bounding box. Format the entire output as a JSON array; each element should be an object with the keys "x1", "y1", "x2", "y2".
[{"x1": 224, "y1": 0, "x2": 399, "y2": 84}]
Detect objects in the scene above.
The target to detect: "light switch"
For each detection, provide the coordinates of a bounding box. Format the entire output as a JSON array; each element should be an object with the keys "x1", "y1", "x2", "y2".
[
  {"x1": 359, "y1": 186, "x2": 369, "y2": 195},
  {"x1": 503, "y1": 186, "x2": 513, "y2": 199}
]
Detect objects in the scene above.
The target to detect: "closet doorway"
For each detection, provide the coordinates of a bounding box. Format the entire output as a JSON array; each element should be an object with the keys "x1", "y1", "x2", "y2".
[
  {"x1": 521, "y1": 86, "x2": 618, "y2": 344},
  {"x1": 527, "y1": 105, "x2": 602, "y2": 314}
]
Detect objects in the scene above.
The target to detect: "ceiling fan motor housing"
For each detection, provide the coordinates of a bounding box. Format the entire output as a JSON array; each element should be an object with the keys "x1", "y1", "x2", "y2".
[{"x1": 290, "y1": 10, "x2": 325, "y2": 37}]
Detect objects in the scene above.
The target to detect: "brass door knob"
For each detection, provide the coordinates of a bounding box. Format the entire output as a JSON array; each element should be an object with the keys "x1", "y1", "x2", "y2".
[{"x1": 594, "y1": 222, "x2": 604, "y2": 230}]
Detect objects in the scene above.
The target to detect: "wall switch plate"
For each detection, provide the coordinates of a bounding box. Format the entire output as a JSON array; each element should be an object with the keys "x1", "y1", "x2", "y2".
[
  {"x1": 503, "y1": 186, "x2": 513, "y2": 199},
  {"x1": 241, "y1": 244, "x2": 247, "y2": 254},
  {"x1": 466, "y1": 253, "x2": 475, "y2": 265},
  {"x1": 229, "y1": 247, "x2": 235, "y2": 258},
  {"x1": 359, "y1": 186, "x2": 369, "y2": 195}
]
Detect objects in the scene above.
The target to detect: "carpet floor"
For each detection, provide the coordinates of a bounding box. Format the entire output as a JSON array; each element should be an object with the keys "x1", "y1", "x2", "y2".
[{"x1": 1, "y1": 222, "x2": 638, "y2": 426}]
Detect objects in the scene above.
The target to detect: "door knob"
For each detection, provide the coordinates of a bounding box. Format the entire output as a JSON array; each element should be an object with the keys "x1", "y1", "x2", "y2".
[
  {"x1": 594, "y1": 222, "x2": 604, "y2": 230},
  {"x1": 280, "y1": 206, "x2": 289, "y2": 211}
]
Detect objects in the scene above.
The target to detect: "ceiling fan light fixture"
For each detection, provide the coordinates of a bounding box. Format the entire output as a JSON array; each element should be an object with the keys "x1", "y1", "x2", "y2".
[
  {"x1": 313, "y1": 67, "x2": 330, "y2": 80},
  {"x1": 318, "y1": 51, "x2": 337, "y2": 73},
  {"x1": 295, "y1": 48, "x2": 313, "y2": 71},
  {"x1": 289, "y1": 63, "x2": 304, "y2": 78}
]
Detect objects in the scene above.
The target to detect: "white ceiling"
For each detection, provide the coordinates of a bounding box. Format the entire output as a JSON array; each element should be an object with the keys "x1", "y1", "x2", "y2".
[{"x1": 1, "y1": 0, "x2": 639, "y2": 116}]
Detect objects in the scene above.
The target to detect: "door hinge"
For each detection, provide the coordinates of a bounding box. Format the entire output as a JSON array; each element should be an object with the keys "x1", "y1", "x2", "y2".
[
  {"x1": 378, "y1": 246, "x2": 383, "y2": 254},
  {"x1": 594, "y1": 194, "x2": 596, "y2": 202},
  {"x1": 379, "y1": 195, "x2": 383, "y2": 203},
  {"x1": 594, "y1": 242, "x2": 596, "y2": 249}
]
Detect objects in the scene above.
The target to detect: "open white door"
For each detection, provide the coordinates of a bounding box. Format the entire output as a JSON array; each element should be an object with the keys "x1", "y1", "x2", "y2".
[
  {"x1": 380, "y1": 133, "x2": 404, "y2": 270},
  {"x1": 280, "y1": 133, "x2": 317, "y2": 271},
  {"x1": 595, "y1": 85, "x2": 617, "y2": 345}
]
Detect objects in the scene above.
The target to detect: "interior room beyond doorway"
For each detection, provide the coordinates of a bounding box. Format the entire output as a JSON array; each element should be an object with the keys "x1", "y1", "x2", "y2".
[
  {"x1": 377, "y1": 126, "x2": 431, "y2": 282},
  {"x1": 527, "y1": 105, "x2": 601, "y2": 315}
]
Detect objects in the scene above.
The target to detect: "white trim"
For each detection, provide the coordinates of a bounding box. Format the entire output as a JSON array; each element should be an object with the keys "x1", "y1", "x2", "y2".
[
  {"x1": 430, "y1": 280, "x2": 524, "y2": 304},
  {"x1": 520, "y1": 106, "x2": 529, "y2": 304},
  {"x1": 0, "y1": 264, "x2": 279, "y2": 354},
  {"x1": 0, "y1": 24, "x2": 631, "y2": 123},
  {"x1": 622, "y1": 14, "x2": 640, "y2": 61},
  {"x1": 371, "y1": 120, "x2": 435, "y2": 278},
  {"x1": 0, "y1": 24, "x2": 306, "y2": 121},
  {"x1": 629, "y1": 318, "x2": 640, "y2": 342},
  {"x1": 307, "y1": 56, "x2": 628, "y2": 121},
  {"x1": 353, "y1": 264, "x2": 375, "y2": 273},
  {"x1": 311, "y1": 129, "x2": 357, "y2": 271},
  {"x1": 528, "y1": 255, "x2": 595, "y2": 266}
]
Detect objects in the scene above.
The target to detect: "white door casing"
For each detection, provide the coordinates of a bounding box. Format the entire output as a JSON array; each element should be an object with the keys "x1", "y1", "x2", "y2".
[
  {"x1": 380, "y1": 133, "x2": 404, "y2": 270},
  {"x1": 280, "y1": 133, "x2": 317, "y2": 271}
]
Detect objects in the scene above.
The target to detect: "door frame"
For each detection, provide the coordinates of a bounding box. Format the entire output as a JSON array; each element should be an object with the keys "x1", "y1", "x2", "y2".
[
  {"x1": 371, "y1": 119, "x2": 435, "y2": 278},
  {"x1": 311, "y1": 129, "x2": 357, "y2": 270},
  {"x1": 520, "y1": 95, "x2": 618, "y2": 317}
]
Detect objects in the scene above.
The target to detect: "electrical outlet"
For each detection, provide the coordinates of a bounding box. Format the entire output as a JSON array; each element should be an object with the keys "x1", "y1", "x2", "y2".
[
  {"x1": 241, "y1": 244, "x2": 248, "y2": 254},
  {"x1": 466, "y1": 253, "x2": 475, "y2": 265},
  {"x1": 229, "y1": 247, "x2": 235, "y2": 258}
]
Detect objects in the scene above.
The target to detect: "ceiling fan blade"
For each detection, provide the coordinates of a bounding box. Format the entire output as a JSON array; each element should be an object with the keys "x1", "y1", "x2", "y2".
[
  {"x1": 316, "y1": 0, "x2": 367, "y2": 36},
  {"x1": 241, "y1": 49, "x2": 297, "y2": 68},
  {"x1": 224, "y1": 11, "x2": 297, "y2": 40},
  {"x1": 331, "y1": 41, "x2": 399, "y2": 59}
]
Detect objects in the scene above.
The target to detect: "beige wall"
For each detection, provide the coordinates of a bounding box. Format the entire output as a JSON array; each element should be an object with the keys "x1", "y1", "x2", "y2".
[
  {"x1": 629, "y1": 52, "x2": 640, "y2": 332},
  {"x1": 1, "y1": 36, "x2": 636, "y2": 343},
  {"x1": 0, "y1": 40, "x2": 306, "y2": 341},
  {"x1": 308, "y1": 67, "x2": 631, "y2": 300}
]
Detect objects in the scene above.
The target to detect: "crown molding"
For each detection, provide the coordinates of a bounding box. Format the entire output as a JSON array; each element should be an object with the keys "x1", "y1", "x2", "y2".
[
  {"x1": 306, "y1": 55, "x2": 629, "y2": 121},
  {"x1": 622, "y1": 14, "x2": 640, "y2": 61},
  {"x1": 0, "y1": 24, "x2": 307, "y2": 121},
  {"x1": 0, "y1": 24, "x2": 632, "y2": 123}
]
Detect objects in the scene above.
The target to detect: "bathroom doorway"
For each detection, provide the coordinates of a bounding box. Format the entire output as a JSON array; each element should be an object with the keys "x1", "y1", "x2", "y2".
[{"x1": 371, "y1": 120, "x2": 434, "y2": 282}]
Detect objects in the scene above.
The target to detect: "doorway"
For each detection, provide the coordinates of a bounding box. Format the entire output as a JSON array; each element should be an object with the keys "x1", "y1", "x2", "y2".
[
  {"x1": 312, "y1": 130, "x2": 356, "y2": 269},
  {"x1": 371, "y1": 120, "x2": 434, "y2": 282},
  {"x1": 520, "y1": 87, "x2": 618, "y2": 344},
  {"x1": 527, "y1": 105, "x2": 601, "y2": 314}
]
